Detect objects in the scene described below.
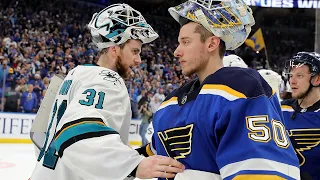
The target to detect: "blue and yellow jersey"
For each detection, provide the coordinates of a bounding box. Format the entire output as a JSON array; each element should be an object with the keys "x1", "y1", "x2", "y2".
[
  {"x1": 282, "y1": 98, "x2": 320, "y2": 179},
  {"x1": 151, "y1": 67, "x2": 300, "y2": 180}
]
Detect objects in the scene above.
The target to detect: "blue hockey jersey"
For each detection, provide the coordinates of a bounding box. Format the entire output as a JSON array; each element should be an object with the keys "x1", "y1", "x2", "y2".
[
  {"x1": 151, "y1": 67, "x2": 300, "y2": 180},
  {"x1": 281, "y1": 99, "x2": 320, "y2": 180}
]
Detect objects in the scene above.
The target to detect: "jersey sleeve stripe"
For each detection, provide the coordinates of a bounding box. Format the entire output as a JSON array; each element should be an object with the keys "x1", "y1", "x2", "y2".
[
  {"x1": 55, "y1": 121, "x2": 106, "y2": 141},
  {"x1": 232, "y1": 174, "x2": 285, "y2": 180},
  {"x1": 56, "y1": 131, "x2": 117, "y2": 158},
  {"x1": 55, "y1": 119, "x2": 118, "y2": 157},
  {"x1": 224, "y1": 170, "x2": 297, "y2": 180},
  {"x1": 219, "y1": 158, "x2": 300, "y2": 180},
  {"x1": 56, "y1": 118, "x2": 107, "y2": 136}
]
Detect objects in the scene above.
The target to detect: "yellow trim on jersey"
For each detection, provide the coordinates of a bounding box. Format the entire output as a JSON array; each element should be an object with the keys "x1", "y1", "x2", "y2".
[
  {"x1": 146, "y1": 144, "x2": 154, "y2": 156},
  {"x1": 281, "y1": 105, "x2": 292, "y2": 109},
  {"x1": 281, "y1": 105, "x2": 294, "y2": 112},
  {"x1": 158, "y1": 97, "x2": 178, "y2": 111},
  {"x1": 161, "y1": 97, "x2": 178, "y2": 106},
  {"x1": 202, "y1": 84, "x2": 247, "y2": 98},
  {"x1": 200, "y1": 84, "x2": 247, "y2": 100},
  {"x1": 233, "y1": 174, "x2": 285, "y2": 180}
]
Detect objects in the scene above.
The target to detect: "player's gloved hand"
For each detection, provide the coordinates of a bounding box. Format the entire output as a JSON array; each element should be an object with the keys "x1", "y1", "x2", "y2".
[{"x1": 136, "y1": 155, "x2": 185, "y2": 179}]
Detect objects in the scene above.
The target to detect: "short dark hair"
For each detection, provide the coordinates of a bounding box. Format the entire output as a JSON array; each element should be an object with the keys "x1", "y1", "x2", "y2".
[
  {"x1": 99, "y1": 40, "x2": 128, "y2": 55},
  {"x1": 194, "y1": 23, "x2": 226, "y2": 58}
]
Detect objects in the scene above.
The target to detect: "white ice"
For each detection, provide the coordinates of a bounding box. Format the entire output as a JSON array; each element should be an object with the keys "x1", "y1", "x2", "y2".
[{"x1": 0, "y1": 144, "x2": 156, "y2": 180}]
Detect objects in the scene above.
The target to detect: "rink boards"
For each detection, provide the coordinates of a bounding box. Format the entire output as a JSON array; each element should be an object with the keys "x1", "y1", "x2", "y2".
[{"x1": 0, "y1": 112, "x2": 153, "y2": 146}]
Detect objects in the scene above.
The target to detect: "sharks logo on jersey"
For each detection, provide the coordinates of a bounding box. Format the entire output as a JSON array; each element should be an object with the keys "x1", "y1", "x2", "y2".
[
  {"x1": 288, "y1": 128, "x2": 320, "y2": 166},
  {"x1": 158, "y1": 124, "x2": 193, "y2": 160}
]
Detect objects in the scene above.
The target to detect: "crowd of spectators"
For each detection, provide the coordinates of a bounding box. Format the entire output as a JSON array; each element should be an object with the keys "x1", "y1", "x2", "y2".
[{"x1": 0, "y1": 0, "x2": 316, "y2": 118}]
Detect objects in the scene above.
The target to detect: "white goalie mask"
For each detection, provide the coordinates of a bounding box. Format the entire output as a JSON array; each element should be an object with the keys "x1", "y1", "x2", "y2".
[{"x1": 88, "y1": 4, "x2": 159, "y2": 50}]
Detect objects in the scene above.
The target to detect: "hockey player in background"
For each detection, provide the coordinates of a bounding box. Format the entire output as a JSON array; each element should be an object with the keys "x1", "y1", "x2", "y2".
[
  {"x1": 136, "y1": 0, "x2": 300, "y2": 179},
  {"x1": 281, "y1": 52, "x2": 320, "y2": 180},
  {"x1": 30, "y1": 4, "x2": 184, "y2": 180},
  {"x1": 224, "y1": 54, "x2": 283, "y2": 102}
]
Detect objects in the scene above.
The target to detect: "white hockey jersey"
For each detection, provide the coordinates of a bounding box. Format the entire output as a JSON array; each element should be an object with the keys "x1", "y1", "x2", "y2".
[{"x1": 30, "y1": 64, "x2": 144, "y2": 180}]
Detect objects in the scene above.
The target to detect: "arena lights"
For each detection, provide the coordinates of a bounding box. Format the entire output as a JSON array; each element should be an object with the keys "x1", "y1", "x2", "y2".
[{"x1": 244, "y1": 0, "x2": 320, "y2": 8}]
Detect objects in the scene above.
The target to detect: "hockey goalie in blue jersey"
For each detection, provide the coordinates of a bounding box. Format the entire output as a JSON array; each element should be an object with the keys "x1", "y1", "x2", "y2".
[
  {"x1": 151, "y1": 68, "x2": 302, "y2": 180},
  {"x1": 136, "y1": 0, "x2": 300, "y2": 179},
  {"x1": 281, "y1": 52, "x2": 320, "y2": 180}
]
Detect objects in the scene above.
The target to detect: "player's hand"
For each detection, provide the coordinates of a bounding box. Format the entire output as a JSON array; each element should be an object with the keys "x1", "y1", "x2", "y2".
[{"x1": 136, "y1": 155, "x2": 185, "y2": 179}]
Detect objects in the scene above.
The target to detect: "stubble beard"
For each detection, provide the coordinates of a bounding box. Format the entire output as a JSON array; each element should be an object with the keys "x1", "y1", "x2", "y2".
[
  {"x1": 182, "y1": 52, "x2": 207, "y2": 78},
  {"x1": 293, "y1": 89, "x2": 308, "y2": 100},
  {"x1": 182, "y1": 66, "x2": 195, "y2": 77},
  {"x1": 116, "y1": 55, "x2": 132, "y2": 79}
]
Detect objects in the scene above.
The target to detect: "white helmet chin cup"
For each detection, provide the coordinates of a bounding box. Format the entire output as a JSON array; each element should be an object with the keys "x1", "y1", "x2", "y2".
[
  {"x1": 168, "y1": 0, "x2": 255, "y2": 50},
  {"x1": 223, "y1": 54, "x2": 248, "y2": 68},
  {"x1": 88, "y1": 4, "x2": 159, "y2": 50}
]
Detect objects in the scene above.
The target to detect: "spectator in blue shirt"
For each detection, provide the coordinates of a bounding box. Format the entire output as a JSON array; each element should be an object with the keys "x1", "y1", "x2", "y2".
[
  {"x1": 0, "y1": 59, "x2": 9, "y2": 85},
  {"x1": 28, "y1": 73, "x2": 45, "y2": 100},
  {"x1": 20, "y1": 84, "x2": 38, "y2": 113}
]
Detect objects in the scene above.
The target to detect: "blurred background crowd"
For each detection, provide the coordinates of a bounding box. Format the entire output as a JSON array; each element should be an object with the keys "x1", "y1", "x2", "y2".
[{"x1": 0, "y1": 0, "x2": 316, "y2": 118}]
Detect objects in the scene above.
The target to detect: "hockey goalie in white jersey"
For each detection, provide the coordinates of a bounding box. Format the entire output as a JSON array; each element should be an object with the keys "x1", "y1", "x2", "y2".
[{"x1": 30, "y1": 4, "x2": 185, "y2": 180}]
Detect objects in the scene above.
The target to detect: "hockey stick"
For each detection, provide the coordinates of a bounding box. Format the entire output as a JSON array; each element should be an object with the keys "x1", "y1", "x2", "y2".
[{"x1": 29, "y1": 74, "x2": 65, "y2": 150}]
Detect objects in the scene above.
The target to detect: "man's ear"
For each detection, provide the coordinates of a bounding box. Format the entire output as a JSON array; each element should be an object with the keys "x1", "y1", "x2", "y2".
[
  {"x1": 109, "y1": 46, "x2": 119, "y2": 57},
  {"x1": 207, "y1": 36, "x2": 220, "y2": 53},
  {"x1": 313, "y1": 74, "x2": 320, "y2": 86}
]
